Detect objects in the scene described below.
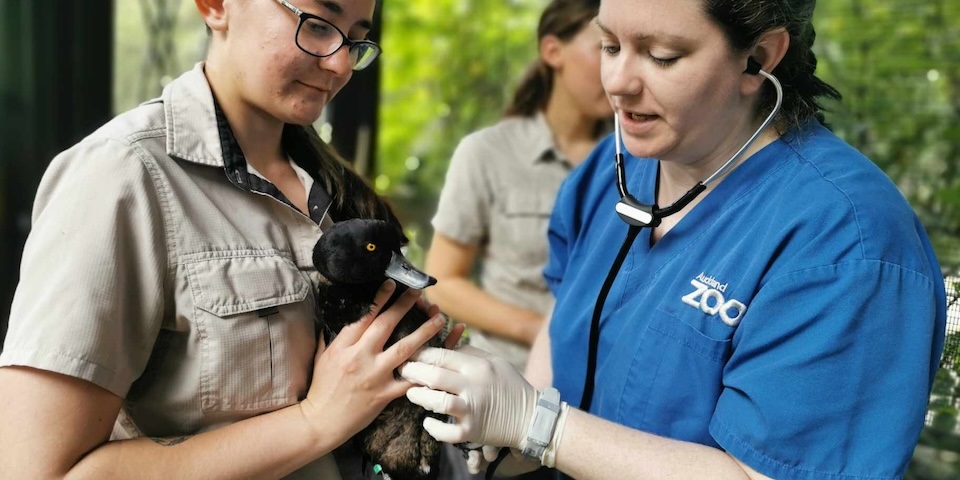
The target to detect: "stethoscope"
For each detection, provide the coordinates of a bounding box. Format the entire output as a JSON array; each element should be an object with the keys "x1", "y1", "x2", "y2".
[{"x1": 578, "y1": 57, "x2": 784, "y2": 412}]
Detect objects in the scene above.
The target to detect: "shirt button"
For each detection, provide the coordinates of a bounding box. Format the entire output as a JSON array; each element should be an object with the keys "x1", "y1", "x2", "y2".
[{"x1": 312, "y1": 205, "x2": 318, "y2": 210}]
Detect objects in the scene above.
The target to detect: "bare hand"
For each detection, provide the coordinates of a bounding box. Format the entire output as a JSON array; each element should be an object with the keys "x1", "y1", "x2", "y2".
[
  {"x1": 444, "y1": 322, "x2": 466, "y2": 349},
  {"x1": 416, "y1": 295, "x2": 463, "y2": 348},
  {"x1": 300, "y1": 280, "x2": 446, "y2": 446}
]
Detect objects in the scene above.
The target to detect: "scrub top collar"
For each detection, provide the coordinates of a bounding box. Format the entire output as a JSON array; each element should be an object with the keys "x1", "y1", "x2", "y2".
[{"x1": 627, "y1": 123, "x2": 814, "y2": 253}]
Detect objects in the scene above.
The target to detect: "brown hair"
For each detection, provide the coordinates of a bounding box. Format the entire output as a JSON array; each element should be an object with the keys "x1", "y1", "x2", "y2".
[
  {"x1": 283, "y1": 125, "x2": 406, "y2": 240},
  {"x1": 503, "y1": 0, "x2": 601, "y2": 117},
  {"x1": 701, "y1": 0, "x2": 841, "y2": 131}
]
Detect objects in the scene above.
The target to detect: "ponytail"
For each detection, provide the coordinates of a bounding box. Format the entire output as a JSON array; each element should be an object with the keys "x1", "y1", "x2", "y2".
[
  {"x1": 504, "y1": 60, "x2": 554, "y2": 117},
  {"x1": 503, "y1": 0, "x2": 601, "y2": 119}
]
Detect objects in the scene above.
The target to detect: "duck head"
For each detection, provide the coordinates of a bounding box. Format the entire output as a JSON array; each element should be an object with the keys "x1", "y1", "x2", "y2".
[{"x1": 312, "y1": 219, "x2": 437, "y2": 289}]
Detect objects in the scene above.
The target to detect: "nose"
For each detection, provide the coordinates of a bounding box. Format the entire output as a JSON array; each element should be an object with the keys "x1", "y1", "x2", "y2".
[
  {"x1": 601, "y1": 52, "x2": 643, "y2": 99},
  {"x1": 319, "y1": 45, "x2": 354, "y2": 78}
]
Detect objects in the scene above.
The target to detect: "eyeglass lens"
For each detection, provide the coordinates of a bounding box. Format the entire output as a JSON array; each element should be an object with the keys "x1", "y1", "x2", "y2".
[{"x1": 298, "y1": 17, "x2": 378, "y2": 69}]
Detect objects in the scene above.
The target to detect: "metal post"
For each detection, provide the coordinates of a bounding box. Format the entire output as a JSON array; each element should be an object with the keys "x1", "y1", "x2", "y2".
[{"x1": 329, "y1": 0, "x2": 382, "y2": 177}]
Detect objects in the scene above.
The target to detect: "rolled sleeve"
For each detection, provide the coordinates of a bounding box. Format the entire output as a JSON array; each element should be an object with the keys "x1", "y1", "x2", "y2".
[
  {"x1": 1, "y1": 137, "x2": 169, "y2": 397},
  {"x1": 711, "y1": 260, "x2": 941, "y2": 480},
  {"x1": 431, "y1": 134, "x2": 493, "y2": 246}
]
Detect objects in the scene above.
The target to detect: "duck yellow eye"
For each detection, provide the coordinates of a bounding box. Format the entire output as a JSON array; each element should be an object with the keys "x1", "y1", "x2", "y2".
[{"x1": 366, "y1": 243, "x2": 377, "y2": 252}]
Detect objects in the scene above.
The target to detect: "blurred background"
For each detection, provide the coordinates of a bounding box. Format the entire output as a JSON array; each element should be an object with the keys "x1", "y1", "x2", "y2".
[{"x1": 0, "y1": 0, "x2": 958, "y2": 477}]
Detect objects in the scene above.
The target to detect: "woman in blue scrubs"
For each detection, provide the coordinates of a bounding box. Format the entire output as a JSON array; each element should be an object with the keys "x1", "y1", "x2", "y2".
[{"x1": 399, "y1": 0, "x2": 948, "y2": 479}]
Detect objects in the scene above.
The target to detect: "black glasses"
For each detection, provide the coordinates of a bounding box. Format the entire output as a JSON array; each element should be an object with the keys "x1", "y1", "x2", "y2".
[{"x1": 274, "y1": 0, "x2": 380, "y2": 71}]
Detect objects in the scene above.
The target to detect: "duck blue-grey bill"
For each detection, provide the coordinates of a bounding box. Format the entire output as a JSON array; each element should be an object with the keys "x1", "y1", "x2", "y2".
[{"x1": 385, "y1": 251, "x2": 437, "y2": 289}]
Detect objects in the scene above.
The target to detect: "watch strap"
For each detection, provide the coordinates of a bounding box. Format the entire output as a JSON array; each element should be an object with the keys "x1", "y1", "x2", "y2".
[{"x1": 520, "y1": 387, "x2": 562, "y2": 460}]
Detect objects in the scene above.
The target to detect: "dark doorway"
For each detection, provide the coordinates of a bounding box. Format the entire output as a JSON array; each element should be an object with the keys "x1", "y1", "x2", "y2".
[{"x1": 0, "y1": 0, "x2": 114, "y2": 345}]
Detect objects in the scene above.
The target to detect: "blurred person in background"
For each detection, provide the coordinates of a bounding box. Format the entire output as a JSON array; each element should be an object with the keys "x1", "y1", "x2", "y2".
[
  {"x1": 425, "y1": 2, "x2": 611, "y2": 478},
  {"x1": 425, "y1": 0, "x2": 612, "y2": 373},
  {"x1": 0, "y1": 0, "x2": 457, "y2": 479}
]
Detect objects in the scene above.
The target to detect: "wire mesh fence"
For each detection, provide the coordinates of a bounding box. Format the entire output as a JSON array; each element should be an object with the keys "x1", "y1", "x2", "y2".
[
  {"x1": 913, "y1": 275, "x2": 960, "y2": 479},
  {"x1": 941, "y1": 277, "x2": 960, "y2": 369},
  {"x1": 926, "y1": 276, "x2": 960, "y2": 427}
]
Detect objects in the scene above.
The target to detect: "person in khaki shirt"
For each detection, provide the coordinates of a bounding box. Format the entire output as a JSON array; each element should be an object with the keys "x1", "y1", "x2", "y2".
[
  {"x1": 426, "y1": 0, "x2": 612, "y2": 372},
  {"x1": 0, "y1": 0, "x2": 457, "y2": 478}
]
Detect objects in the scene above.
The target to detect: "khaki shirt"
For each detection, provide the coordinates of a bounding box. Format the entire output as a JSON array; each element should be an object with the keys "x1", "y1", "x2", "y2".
[
  {"x1": 431, "y1": 113, "x2": 568, "y2": 369},
  {"x1": 1, "y1": 64, "x2": 343, "y2": 479}
]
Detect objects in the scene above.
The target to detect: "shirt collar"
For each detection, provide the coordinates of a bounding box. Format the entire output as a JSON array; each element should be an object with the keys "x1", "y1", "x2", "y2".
[
  {"x1": 162, "y1": 63, "x2": 225, "y2": 168},
  {"x1": 161, "y1": 63, "x2": 333, "y2": 223},
  {"x1": 528, "y1": 111, "x2": 568, "y2": 167},
  {"x1": 163, "y1": 66, "x2": 273, "y2": 192}
]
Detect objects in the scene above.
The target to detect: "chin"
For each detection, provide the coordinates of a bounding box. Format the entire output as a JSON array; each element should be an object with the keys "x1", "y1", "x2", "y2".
[
  {"x1": 280, "y1": 108, "x2": 325, "y2": 127},
  {"x1": 622, "y1": 137, "x2": 672, "y2": 160},
  {"x1": 289, "y1": 116, "x2": 323, "y2": 127}
]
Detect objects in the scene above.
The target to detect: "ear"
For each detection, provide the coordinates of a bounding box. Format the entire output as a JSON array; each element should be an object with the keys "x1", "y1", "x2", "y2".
[
  {"x1": 195, "y1": 0, "x2": 228, "y2": 32},
  {"x1": 539, "y1": 34, "x2": 565, "y2": 70},
  {"x1": 740, "y1": 27, "x2": 790, "y2": 96}
]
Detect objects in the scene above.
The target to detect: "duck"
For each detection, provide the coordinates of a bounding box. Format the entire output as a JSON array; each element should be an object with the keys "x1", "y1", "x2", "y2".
[{"x1": 312, "y1": 218, "x2": 444, "y2": 480}]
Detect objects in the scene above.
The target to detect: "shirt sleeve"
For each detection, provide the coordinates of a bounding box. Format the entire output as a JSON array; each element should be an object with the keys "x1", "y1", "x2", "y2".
[
  {"x1": 543, "y1": 175, "x2": 576, "y2": 296},
  {"x1": 0, "y1": 137, "x2": 168, "y2": 398},
  {"x1": 710, "y1": 260, "x2": 943, "y2": 480},
  {"x1": 431, "y1": 133, "x2": 494, "y2": 246}
]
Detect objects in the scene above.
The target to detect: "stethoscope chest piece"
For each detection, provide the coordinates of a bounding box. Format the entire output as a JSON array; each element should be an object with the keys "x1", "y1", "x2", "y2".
[{"x1": 615, "y1": 195, "x2": 658, "y2": 227}]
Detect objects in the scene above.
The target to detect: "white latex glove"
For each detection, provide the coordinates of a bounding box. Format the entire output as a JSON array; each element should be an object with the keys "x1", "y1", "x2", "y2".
[
  {"x1": 400, "y1": 345, "x2": 537, "y2": 449},
  {"x1": 463, "y1": 446, "x2": 501, "y2": 475},
  {"x1": 466, "y1": 446, "x2": 541, "y2": 477}
]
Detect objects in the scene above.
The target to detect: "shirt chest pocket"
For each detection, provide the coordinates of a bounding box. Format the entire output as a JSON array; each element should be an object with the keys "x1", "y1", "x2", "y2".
[
  {"x1": 615, "y1": 308, "x2": 732, "y2": 446},
  {"x1": 495, "y1": 191, "x2": 556, "y2": 263},
  {"x1": 185, "y1": 251, "x2": 313, "y2": 413}
]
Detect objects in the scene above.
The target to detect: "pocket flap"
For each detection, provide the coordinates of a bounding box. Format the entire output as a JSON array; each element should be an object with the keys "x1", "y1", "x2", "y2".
[{"x1": 185, "y1": 251, "x2": 309, "y2": 317}]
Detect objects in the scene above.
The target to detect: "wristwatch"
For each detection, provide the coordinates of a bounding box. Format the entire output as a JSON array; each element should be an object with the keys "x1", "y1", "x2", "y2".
[{"x1": 521, "y1": 387, "x2": 562, "y2": 460}]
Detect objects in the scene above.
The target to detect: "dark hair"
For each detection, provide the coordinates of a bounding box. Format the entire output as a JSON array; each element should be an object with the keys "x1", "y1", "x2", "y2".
[
  {"x1": 702, "y1": 0, "x2": 841, "y2": 131},
  {"x1": 283, "y1": 125, "x2": 406, "y2": 240},
  {"x1": 504, "y1": 0, "x2": 601, "y2": 117}
]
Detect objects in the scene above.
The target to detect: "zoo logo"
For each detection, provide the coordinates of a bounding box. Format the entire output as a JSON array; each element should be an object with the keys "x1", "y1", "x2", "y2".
[{"x1": 681, "y1": 273, "x2": 747, "y2": 327}]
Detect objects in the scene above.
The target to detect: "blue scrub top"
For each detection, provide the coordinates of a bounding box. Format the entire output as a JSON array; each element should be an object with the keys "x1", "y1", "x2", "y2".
[{"x1": 545, "y1": 122, "x2": 946, "y2": 480}]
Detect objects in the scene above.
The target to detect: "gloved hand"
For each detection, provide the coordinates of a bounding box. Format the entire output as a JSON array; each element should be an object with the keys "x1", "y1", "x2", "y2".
[{"x1": 399, "y1": 345, "x2": 538, "y2": 449}]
